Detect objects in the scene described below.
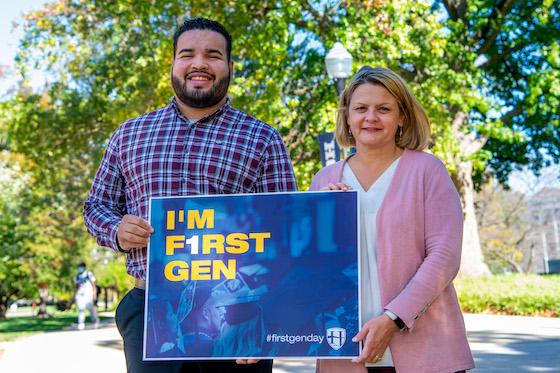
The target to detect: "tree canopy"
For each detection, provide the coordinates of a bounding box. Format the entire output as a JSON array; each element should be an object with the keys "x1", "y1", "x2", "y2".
[
  {"x1": 0, "y1": 0, "x2": 558, "y2": 292},
  {"x1": 7, "y1": 1, "x2": 559, "y2": 181}
]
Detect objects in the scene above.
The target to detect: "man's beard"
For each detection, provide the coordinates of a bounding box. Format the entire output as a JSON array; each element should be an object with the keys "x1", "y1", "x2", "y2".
[{"x1": 171, "y1": 70, "x2": 230, "y2": 109}]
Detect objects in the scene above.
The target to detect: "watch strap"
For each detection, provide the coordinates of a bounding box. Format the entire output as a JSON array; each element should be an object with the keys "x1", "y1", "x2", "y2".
[{"x1": 384, "y1": 309, "x2": 406, "y2": 330}]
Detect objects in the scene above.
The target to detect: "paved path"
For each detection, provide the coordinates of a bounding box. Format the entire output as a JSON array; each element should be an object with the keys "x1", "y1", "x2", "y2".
[
  {"x1": 464, "y1": 313, "x2": 560, "y2": 372},
  {"x1": 0, "y1": 313, "x2": 558, "y2": 372}
]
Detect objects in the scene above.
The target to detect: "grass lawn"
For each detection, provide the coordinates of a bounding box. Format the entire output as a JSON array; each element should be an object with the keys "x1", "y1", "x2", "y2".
[{"x1": 0, "y1": 306, "x2": 108, "y2": 342}]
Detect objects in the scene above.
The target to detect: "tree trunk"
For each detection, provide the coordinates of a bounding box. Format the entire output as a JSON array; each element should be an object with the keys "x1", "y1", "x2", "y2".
[
  {"x1": 452, "y1": 160, "x2": 491, "y2": 277},
  {"x1": 36, "y1": 284, "x2": 50, "y2": 318},
  {"x1": 0, "y1": 303, "x2": 6, "y2": 319},
  {"x1": 36, "y1": 298, "x2": 50, "y2": 318}
]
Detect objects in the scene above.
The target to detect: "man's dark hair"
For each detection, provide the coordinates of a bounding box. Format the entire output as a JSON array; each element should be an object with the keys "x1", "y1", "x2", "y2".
[
  {"x1": 173, "y1": 17, "x2": 232, "y2": 61},
  {"x1": 78, "y1": 262, "x2": 86, "y2": 267}
]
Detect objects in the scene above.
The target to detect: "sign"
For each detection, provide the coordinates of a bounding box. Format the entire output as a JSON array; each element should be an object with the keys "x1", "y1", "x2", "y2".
[
  {"x1": 144, "y1": 191, "x2": 360, "y2": 360},
  {"x1": 318, "y1": 132, "x2": 342, "y2": 167}
]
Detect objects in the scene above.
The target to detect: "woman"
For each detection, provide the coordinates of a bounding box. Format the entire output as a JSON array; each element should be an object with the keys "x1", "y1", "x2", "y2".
[{"x1": 310, "y1": 66, "x2": 474, "y2": 373}]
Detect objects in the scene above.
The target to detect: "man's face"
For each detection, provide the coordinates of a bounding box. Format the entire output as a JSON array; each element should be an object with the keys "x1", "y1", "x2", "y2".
[{"x1": 171, "y1": 29, "x2": 233, "y2": 109}]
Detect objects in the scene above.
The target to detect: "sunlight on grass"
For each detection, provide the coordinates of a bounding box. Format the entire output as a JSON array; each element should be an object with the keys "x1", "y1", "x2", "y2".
[
  {"x1": 455, "y1": 274, "x2": 560, "y2": 317},
  {"x1": 0, "y1": 307, "x2": 106, "y2": 342}
]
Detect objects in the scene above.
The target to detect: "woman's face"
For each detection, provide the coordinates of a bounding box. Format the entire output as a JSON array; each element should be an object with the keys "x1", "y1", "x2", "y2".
[{"x1": 347, "y1": 83, "x2": 402, "y2": 150}]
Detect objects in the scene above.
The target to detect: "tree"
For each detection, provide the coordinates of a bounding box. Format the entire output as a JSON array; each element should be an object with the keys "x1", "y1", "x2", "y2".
[
  {"x1": 3, "y1": 0, "x2": 559, "y2": 278},
  {"x1": 0, "y1": 101, "x2": 115, "y2": 318},
  {"x1": 475, "y1": 180, "x2": 533, "y2": 273},
  {"x1": 0, "y1": 153, "x2": 30, "y2": 318},
  {"x1": 0, "y1": 152, "x2": 61, "y2": 318},
  {"x1": 436, "y1": 0, "x2": 560, "y2": 275},
  {"x1": 94, "y1": 255, "x2": 134, "y2": 299}
]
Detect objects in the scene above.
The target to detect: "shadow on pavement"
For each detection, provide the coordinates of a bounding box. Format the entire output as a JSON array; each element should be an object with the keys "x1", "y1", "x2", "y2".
[
  {"x1": 468, "y1": 330, "x2": 560, "y2": 372},
  {"x1": 96, "y1": 339, "x2": 124, "y2": 350}
]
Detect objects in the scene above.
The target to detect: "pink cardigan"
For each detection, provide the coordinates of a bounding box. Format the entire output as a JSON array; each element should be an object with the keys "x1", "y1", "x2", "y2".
[{"x1": 310, "y1": 149, "x2": 474, "y2": 373}]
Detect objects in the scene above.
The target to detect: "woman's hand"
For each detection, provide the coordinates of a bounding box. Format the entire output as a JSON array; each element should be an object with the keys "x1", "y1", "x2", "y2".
[
  {"x1": 320, "y1": 183, "x2": 352, "y2": 191},
  {"x1": 352, "y1": 314, "x2": 399, "y2": 364},
  {"x1": 235, "y1": 359, "x2": 260, "y2": 364}
]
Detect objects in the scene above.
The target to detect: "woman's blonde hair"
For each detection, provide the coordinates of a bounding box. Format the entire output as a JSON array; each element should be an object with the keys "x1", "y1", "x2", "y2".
[{"x1": 335, "y1": 66, "x2": 431, "y2": 150}]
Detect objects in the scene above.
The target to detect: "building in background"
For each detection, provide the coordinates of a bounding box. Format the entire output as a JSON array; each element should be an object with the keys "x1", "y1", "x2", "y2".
[{"x1": 525, "y1": 188, "x2": 560, "y2": 273}]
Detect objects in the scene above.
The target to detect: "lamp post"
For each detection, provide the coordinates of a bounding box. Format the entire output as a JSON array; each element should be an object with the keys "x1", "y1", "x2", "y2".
[
  {"x1": 325, "y1": 42, "x2": 353, "y2": 97},
  {"x1": 318, "y1": 42, "x2": 353, "y2": 167}
]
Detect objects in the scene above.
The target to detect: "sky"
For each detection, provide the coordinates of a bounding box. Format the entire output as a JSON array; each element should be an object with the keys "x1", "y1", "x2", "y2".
[
  {"x1": 508, "y1": 165, "x2": 560, "y2": 195},
  {"x1": 0, "y1": 0, "x2": 48, "y2": 97}
]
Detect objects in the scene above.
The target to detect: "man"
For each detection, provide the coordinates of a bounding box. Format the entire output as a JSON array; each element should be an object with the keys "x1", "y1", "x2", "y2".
[
  {"x1": 74, "y1": 262, "x2": 99, "y2": 330},
  {"x1": 83, "y1": 17, "x2": 297, "y2": 373}
]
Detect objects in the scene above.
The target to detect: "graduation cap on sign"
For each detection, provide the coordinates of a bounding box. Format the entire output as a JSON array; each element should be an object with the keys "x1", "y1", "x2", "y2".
[{"x1": 211, "y1": 264, "x2": 269, "y2": 307}]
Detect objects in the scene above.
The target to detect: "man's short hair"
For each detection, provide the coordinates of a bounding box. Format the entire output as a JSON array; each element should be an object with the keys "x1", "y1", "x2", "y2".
[{"x1": 173, "y1": 17, "x2": 232, "y2": 61}]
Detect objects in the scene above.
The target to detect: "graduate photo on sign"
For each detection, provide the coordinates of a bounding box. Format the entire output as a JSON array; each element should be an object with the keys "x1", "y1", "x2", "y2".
[{"x1": 144, "y1": 191, "x2": 359, "y2": 360}]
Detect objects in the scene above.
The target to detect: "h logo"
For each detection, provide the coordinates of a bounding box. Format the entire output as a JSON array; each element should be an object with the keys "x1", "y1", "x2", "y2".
[{"x1": 326, "y1": 327, "x2": 346, "y2": 350}]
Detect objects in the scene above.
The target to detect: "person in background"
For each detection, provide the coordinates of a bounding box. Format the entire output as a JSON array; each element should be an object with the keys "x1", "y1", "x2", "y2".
[
  {"x1": 310, "y1": 66, "x2": 474, "y2": 373},
  {"x1": 83, "y1": 17, "x2": 297, "y2": 373},
  {"x1": 74, "y1": 262, "x2": 99, "y2": 330}
]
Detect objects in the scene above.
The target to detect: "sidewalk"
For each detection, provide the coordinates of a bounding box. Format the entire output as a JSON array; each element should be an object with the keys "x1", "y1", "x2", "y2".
[
  {"x1": 0, "y1": 313, "x2": 558, "y2": 372},
  {"x1": 0, "y1": 320, "x2": 126, "y2": 373},
  {"x1": 464, "y1": 313, "x2": 560, "y2": 372}
]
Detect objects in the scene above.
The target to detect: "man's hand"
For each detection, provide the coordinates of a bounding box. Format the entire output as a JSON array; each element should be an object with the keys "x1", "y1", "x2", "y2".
[{"x1": 117, "y1": 215, "x2": 154, "y2": 251}]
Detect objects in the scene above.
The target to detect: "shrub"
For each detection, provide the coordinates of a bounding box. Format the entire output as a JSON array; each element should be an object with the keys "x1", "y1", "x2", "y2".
[{"x1": 455, "y1": 274, "x2": 560, "y2": 317}]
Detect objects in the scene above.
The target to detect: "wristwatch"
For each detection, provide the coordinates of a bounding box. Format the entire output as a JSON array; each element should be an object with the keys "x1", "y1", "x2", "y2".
[{"x1": 384, "y1": 309, "x2": 406, "y2": 331}]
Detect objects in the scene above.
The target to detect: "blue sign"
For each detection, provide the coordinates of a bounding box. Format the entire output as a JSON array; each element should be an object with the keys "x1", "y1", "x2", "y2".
[
  {"x1": 318, "y1": 132, "x2": 342, "y2": 167},
  {"x1": 143, "y1": 191, "x2": 360, "y2": 360}
]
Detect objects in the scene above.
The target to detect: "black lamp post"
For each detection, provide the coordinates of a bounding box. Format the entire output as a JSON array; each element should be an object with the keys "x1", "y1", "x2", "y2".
[{"x1": 318, "y1": 43, "x2": 353, "y2": 166}]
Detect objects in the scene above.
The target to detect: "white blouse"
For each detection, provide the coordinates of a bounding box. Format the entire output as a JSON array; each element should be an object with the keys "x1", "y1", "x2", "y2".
[{"x1": 342, "y1": 158, "x2": 400, "y2": 367}]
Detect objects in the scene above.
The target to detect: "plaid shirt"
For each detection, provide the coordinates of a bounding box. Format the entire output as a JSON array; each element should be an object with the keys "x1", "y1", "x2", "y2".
[{"x1": 83, "y1": 98, "x2": 297, "y2": 279}]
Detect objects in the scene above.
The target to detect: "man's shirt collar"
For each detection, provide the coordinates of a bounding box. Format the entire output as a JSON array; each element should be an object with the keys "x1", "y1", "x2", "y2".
[{"x1": 171, "y1": 96, "x2": 232, "y2": 125}]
